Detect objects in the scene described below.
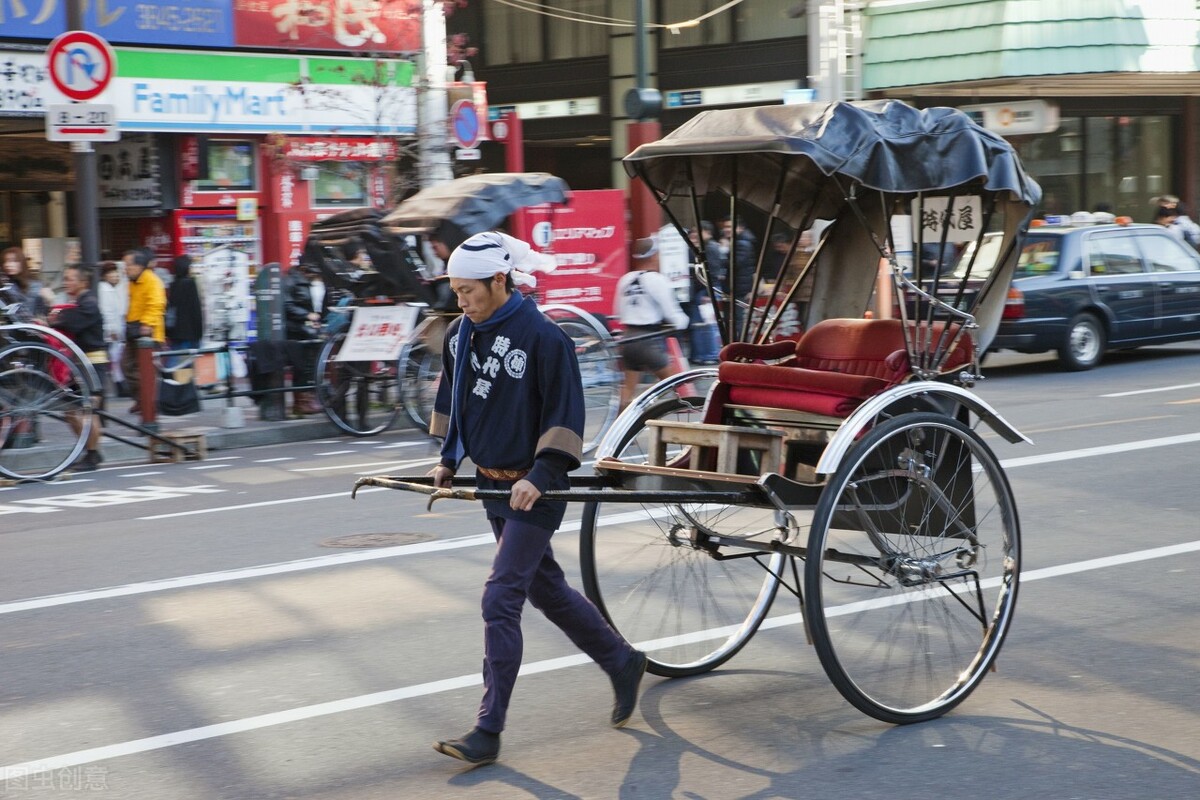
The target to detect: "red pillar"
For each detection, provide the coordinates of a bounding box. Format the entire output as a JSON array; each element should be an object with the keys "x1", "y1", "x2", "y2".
[
  {"x1": 626, "y1": 120, "x2": 662, "y2": 242},
  {"x1": 500, "y1": 112, "x2": 527, "y2": 241},
  {"x1": 137, "y1": 338, "x2": 157, "y2": 429}
]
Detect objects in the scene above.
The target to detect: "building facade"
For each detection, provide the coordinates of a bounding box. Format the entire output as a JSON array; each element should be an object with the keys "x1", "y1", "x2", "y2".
[
  {"x1": 0, "y1": 0, "x2": 422, "y2": 287},
  {"x1": 451, "y1": 0, "x2": 1200, "y2": 225}
]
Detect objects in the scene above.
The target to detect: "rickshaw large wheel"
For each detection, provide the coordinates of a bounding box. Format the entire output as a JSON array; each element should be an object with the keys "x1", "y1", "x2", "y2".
[
  {"x1": 547, "y1": 313, "x2": 618, "y2": 453},
  {"x1": 398, "y1": 340, "x2": 441, "y2": 433},
  {"x1": 315, "y1": 332, "x2": 400, "y2": 437},
  {"x1": 0, "y1": 343, "x2": 92, "y2": 481},
  {"x1": 804, "y1": 412, "x2": 1020, "y2": 724},
  {"x1": 580, "y1": 375, "x2": 786, "y2": 678}
]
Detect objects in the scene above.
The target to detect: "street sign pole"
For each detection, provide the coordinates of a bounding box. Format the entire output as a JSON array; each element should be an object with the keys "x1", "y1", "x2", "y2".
[{"x1": 65, "y1": 1, "x2": 101, "y2": 265}]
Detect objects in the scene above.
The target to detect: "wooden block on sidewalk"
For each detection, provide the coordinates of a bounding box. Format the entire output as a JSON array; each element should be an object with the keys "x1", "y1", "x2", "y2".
[{"x1": 149, "y1": 428, "x2": 208, "y2": 463}]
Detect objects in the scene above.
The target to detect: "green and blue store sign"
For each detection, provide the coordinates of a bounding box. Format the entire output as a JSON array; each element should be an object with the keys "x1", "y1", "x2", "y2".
[{"x1": 5, "y1": 47, "x2": 417, "y2": 134}]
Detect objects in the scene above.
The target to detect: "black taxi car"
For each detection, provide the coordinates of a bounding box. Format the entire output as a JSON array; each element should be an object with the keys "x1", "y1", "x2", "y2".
[{"x1": 989, "y1": 214, "x2": 1200, "y2": 370}]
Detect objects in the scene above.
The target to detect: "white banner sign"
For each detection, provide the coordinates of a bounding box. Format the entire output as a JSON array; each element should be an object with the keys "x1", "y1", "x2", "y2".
[
  {"x1": 96, "y1": 133, "x2": 162, "y2": 208},
  {"x1": 912, "y1": 196, "x2": 984, "y2": 244},
  {"x1": 336, "y1": 305, "x2": 420, "y2": 362}
]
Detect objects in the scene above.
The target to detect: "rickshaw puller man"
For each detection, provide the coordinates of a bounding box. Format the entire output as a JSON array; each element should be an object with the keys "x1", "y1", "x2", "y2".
[{"x1": 428, "y1": 231, "x2": 648, "y2": 767}]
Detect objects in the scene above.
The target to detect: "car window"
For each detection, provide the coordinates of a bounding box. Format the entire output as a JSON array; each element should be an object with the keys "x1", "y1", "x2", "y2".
[
  {"x1": 1013, "y1": 237, "x2": 1060, "y2": 278},
  {"x1": 1137, "y1": 233, "x2": 1200, "y2": 273},
  {"x1": 951, "y1": 233, "x2": 1003, "y2": 280},
  {"x1": 1086, "y1": 233, "x2": 1144, "y2": 276}
]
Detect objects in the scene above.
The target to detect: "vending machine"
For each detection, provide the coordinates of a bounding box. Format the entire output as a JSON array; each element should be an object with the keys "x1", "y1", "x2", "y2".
[{"x1": 172, "y1": 209, "x2": 258, "y2": 344}]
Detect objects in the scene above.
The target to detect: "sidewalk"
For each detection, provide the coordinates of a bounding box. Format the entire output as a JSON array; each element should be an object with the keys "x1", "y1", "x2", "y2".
[{"x1": 97, "y1": 391, "x2": 359, "y2": 464}]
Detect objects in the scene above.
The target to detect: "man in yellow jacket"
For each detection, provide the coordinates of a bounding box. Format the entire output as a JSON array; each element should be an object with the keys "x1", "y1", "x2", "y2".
[{"x1": 122, "y1": 248, "x2": 167, "y2": 414}]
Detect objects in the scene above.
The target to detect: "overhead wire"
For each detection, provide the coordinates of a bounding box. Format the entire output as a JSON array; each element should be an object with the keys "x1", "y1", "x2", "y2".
[{"x1": 489, "y1": 0, "x2": 747, "y2": 31}]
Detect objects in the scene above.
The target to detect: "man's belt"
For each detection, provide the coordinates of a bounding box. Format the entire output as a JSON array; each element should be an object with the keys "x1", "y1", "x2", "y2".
[{"x1": 477, "y1": 467, "x2": 530, "y2": 481}]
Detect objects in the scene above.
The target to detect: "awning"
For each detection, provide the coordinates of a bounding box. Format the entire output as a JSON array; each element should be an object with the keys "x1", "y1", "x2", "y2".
[{"x1": 864, "y1": 0, "x2": 1200, "y2": 96}]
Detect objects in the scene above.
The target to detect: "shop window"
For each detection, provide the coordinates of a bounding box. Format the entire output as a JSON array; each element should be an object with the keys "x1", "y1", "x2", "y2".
[
  {"x1": 484, "y1": 1, "x2": 544, "y2": 65},
  {"x1": 661, "y1": 0, "x2": 732, "y2": 48},
  {"x1": 1014, "y1": 115, "x2": 1172, "y2": 222},
  {"x1": 735, "y1": 0, "x2": 802, "y2": 43},
  {"x1": 549, "y1": 0, "x2": 608, "y2": 58},
  {"x1": 195, "y1": 141, "x2": 257, "y2": 191},
  {"x1": 311, "y1": 162, "x2": 369, "y2": 207}
]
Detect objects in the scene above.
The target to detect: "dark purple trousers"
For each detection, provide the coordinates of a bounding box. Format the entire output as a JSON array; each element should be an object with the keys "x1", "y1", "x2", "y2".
[{"x1": 476, "y1": 515, "x2": 633, "y2": 734}]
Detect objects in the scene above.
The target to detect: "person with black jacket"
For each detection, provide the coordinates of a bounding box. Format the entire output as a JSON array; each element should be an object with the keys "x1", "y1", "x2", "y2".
[
  {"x1": 282, "y1": 262, "x2": 324, "y2": 416},
  {"x1": 166, "y1": 255, "x2": 204, "y2": 351},
  {"x1": 48, "y1": 264, "x2": 108, "y2": 471}
]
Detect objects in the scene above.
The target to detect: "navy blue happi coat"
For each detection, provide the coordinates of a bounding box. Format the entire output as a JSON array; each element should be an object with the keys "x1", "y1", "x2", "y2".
[{"x1": 432, "y1": 293, "x2": 585, "y2": 530}]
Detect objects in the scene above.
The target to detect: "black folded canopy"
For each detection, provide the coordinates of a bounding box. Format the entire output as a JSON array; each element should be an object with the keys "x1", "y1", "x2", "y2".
[
  {"x1": 623, "y1": 99, "x2": 1040, "y2": 226},
  {"x1": 380, "y1": 172, "x2": 570, "y2": 251}
]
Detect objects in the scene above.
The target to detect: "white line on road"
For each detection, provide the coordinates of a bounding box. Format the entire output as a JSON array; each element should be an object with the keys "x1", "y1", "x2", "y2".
[
  {"x1": 252, "y1": 457, "x2": 295, "y2": 463},
  {"x1": 288, "y1": 456, "x2": 440, "y2": 474},
  {"x1": 137, "y1": 486, "x2": 386, "y2": 521},
  {"x1": 3, "y1": 537, "x2": 1198, "y2": 783},
  {"x1": 314, "y1": 450, "x2": 356, "y2": 456},
  {"x1": 998, "y1": 432, "x2": 1200, "y2": 468},
  {"x1": 187, "y1": 464, "x2": 231, "y2": 470},
  {"x1": 119, "y1": 472, "x2": 163, "y2": 478},
  {"x1": 1102, "y1": 382, "x2": 1200, "y2": 397}
]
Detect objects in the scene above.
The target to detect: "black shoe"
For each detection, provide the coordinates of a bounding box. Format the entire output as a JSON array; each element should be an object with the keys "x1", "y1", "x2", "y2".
[
  {"x1": 71, "y1": 450, "x2": 102, "y2": 472},
  {"x1": 433, "y1": 727, "x2": 500, "y2": 767},
  {"x1": 610, "y1": 650, "x2": 648, "y2": 728}
]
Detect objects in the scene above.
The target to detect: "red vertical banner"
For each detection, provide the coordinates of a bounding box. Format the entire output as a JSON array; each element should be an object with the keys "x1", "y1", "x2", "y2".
[
  {"x1": 264, "y1": 160, "x2": 315, "y2": 269},
  {"x1": 518, "y1": 189, "x2": 627, "y2": 317}
]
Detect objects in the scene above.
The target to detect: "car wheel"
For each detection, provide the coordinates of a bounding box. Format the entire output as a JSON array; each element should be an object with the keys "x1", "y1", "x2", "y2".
[{"x1": 1058, "y1": 313, "x2": 1105, "y2": 371}]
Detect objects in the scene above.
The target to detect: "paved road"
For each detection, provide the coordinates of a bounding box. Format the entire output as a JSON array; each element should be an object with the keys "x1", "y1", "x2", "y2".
[{"x1": 1, "y1": 344, "x2": 1198, "y2": 798}]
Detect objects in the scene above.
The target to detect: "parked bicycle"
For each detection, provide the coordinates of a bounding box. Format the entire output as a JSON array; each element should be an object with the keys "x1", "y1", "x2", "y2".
[
  {"x1": 0, "y1": 292, "x2": 102, "y2": 481},
  {"x1": 306, "y1": 174, "x2": 621, "y2": 447}
]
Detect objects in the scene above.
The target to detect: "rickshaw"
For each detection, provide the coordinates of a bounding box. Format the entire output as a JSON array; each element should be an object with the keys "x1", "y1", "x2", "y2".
[
  {"x1": 305, "y1": 173, "x2": 620, "y2": 446},
  {"x1": 355, "y1": 99, "x2": 1041, "y2": 724}
]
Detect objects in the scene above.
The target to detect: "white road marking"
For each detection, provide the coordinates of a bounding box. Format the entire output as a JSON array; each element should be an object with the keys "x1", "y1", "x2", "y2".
[
  {"x1": 120, "y1": 472, "x2": 163, "y2": 478},
  {"x1": 314, "y1": 450, "x2": 356, "y2": 456},
  {"x1": 138, "y1": 486, "x2": 384, "y2": 520},
  {"x1": 374, "y1": 442, "x2": 425, "y2": 449},
  {"x1": 252, "y1": 457, "x2": 295, "y2": 463},
  {"x1": 187, "y1": 464, "x2": 231, "y2": 470},
  {"x1": 2, "y1": 509, "x2": 658, "y2": 614},
  {"x1": 0, "y1": 485, "x2": 226, "y2": 516},
  {"x1": 1102, "y1": 382, "x2": 1200, "y2": 397},
  {"x1": 2, "y1": 537, "x2": 1197, "y2": 783},
  {"x1": 288, "y1": 456, "x2": 441, "y2": 474},
  {"x1": 998, "y1": 432, "x2": 1200, "y2": 468}
]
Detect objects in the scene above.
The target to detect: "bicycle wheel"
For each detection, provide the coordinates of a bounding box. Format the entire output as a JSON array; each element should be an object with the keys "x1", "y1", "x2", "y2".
[
  {"x1": 804, "y1": 412, "x2": 1020, "y2": 724},
  {"x1": 398, "y1": 340, "x2": 441, "y2": 433},
  {"x1": 0, "y1": 343, "x2": 92, "y2": 481},
  {"x1": 580, "y1": 376, "x2": 786, "y2": 678},
  {"x1": 553, "y1": 316, "x2": 619, "y2": 453},
  {"x1": 315, "y1": 333, "x2": 400, "y2": 437}
]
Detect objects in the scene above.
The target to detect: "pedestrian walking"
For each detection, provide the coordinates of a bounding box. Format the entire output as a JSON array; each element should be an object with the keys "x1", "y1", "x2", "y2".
[
  {"x1": 166, "y1": 255, "x2": 204, "y2": 352},
  {"x1": 47, "y1": 264, "x2": 108, "y2": 470},
  {"x1": 97, "y1": 261, "x2": 128, "y2": 396},
  {"x1": 428, "y1": 230, "x2": 647, "y2": 768},
  {"x1": 614, "y1": 235, "x2": 690, "y2": 410},
  {"x1": 121, "y1": 248, "x2": 167, "y2": 414}
]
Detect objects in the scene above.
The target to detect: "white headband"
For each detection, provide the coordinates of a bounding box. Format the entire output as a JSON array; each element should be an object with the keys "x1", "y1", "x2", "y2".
[{"x1": 446, "y1": 231, "x2": 556, "y2": 288}]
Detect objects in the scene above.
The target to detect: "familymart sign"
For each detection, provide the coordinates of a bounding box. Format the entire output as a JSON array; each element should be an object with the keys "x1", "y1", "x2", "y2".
[{"x1": 43, "y1": 48, "x2": 418, "y2": 135}]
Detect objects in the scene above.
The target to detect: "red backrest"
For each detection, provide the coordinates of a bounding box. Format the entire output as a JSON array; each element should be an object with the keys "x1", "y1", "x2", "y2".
[{"x1": 793, "y1": 318, "x2": 972, "y2": 383}]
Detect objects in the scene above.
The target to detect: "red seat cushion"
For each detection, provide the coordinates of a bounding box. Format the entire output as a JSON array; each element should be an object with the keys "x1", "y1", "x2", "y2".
[{"x1": 715, "y1": 318, "x2": 972, "y2": 419}]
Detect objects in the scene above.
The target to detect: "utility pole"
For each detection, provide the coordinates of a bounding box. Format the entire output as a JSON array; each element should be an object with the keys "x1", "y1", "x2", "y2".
[
  {"x1": 66, "y1": 0, "x2": 101, "y2": 264},
  {"x1": 418, "y1": 0, "x2": 453, "y2": 189},
  {"x1": 623, "y1": 0, "x2": 663, "y2": 242}
]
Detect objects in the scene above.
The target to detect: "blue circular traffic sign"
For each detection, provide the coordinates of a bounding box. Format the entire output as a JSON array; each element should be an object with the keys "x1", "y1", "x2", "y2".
[{"x1": 451, "y1": 100, "x2": 480, "y2": 149}]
